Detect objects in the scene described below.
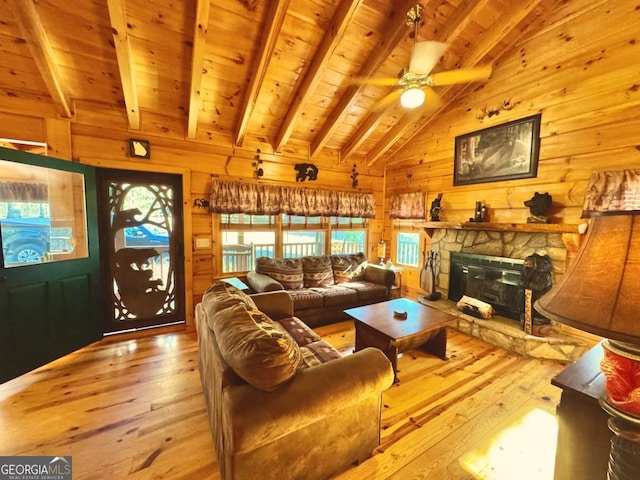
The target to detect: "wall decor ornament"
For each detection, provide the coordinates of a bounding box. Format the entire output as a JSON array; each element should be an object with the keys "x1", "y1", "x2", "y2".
[
  {"x1": 294, "y1": 163, "x2": 318, "y2": 182},
  {"x1": 453, "y1": 114, "x2": 541, "y2": 186},
  {"x1": 253, "y1": 149, "x2": 264, "y2": 179},
  {"x1": 351, "y1": 164, "x2": 359, "y2": 188},
  {"x1": 128, "y1": 138, "x2": 150, "y2": 159}
]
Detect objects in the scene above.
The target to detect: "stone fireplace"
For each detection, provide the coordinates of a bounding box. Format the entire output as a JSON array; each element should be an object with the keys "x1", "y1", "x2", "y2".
[{"x1": 419, "y1": 222, "x2": 591, "y2": 362}]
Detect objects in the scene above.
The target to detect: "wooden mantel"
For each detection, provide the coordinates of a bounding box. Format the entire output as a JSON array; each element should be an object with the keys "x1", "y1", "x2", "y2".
[{"x1": 421, "y1": 221, "x2": 589, "y2": 257}]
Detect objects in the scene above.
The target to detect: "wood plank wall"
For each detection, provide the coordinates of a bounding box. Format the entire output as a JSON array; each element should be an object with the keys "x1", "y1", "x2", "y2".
[
  {"x1": 0, "y1": 106, "x2": 386, "y2": 329},
  {"x1": 384, "y1": 0, "x2": 640, "y2": 300},
  {"x1": 0, "y1": 0, "x2": 638, "y2": 329}
]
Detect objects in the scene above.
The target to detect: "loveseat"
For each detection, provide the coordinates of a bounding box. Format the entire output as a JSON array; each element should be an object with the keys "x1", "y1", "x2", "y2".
[
  {"x1": 195, "y1": 281, "x2": 394, "y2": 480},
  {"x1": 246, "y1": 253, "x2": 395, "y2": 327}
]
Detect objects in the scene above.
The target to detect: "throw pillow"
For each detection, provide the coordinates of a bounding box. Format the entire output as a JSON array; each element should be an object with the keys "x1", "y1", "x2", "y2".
[
  {"x1": 255, "y1": 257, "x2": 304, "y2": 289},
  {"x1": 202, "y1": 280, "x2": 257, "y2": 314},
  {"x1": 301, "y1": 255, "x2": 334, "y2": 288},
  {"x1": 330, "y1": 253, "x2": 367, "y2": 284},
  {"x1": 212, "y1": 302, "x2": 301, "y2": 392}
]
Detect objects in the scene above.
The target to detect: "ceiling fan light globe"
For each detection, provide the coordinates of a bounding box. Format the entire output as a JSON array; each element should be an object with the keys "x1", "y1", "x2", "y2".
[{"x1": 400, "y1": 88, "x2": 425, "y2": 109}]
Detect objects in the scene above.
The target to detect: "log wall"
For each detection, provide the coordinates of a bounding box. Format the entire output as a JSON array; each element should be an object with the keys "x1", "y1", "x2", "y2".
[{"x1": 385, "y1": 0, "x2": 640, "y2": 300}]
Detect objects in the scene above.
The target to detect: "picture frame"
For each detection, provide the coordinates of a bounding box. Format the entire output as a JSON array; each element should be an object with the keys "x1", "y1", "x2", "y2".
[{"x1": 453, "y1": 114, "x2": 541, "y2": 186}]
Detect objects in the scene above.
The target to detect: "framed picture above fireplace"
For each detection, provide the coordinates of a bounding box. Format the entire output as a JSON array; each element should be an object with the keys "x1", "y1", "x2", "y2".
[{"x1": 453, "y1": 114, "x2": 541, "y2": 186}]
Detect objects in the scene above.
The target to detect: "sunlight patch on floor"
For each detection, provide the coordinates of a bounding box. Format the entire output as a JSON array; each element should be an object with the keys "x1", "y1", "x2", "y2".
[{"x1": 459, "y1": 408, "x2": 558, "y2": 480}]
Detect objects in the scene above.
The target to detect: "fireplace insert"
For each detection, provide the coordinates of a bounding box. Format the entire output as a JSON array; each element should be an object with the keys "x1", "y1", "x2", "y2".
[{"x1": 448, "y1": 252, "x2": 524, "y2": 321}]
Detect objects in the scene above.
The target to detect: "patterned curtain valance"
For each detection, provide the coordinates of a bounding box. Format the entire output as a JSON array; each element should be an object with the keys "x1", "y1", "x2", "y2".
[
  {"x1": 0, "y1": 181, "x2": 48, "y2": 202},
  {"x1": 582, "y1": 169, "x2": 640, "y2": 218},
  {"x1": 389, "y1": 191, "x2": 425, "y2": 219},
  {"x1": 209, "y1": 180, "x2": 376, "y2": 218}
]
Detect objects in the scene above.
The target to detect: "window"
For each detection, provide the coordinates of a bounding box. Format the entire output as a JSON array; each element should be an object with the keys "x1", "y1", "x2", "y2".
[
  {"x1": 219, "y1": 213, "x2": 368, "y2": 272},
  {"x1": 221, "y1": 214, "x2": 275, "y2": 273},
  {"x1": 396, "y1": 232, "x2": 419, "y2": 267},
  {"x1": 0, "y1": 160, "x2": 88, "y2": 267}
]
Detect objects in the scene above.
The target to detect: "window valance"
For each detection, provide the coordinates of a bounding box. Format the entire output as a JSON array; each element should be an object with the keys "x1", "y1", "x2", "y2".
[
  {"x1": 582, "y1": 169, "x2": 640, "y2": 217},
  {"x1": 389, "y1": 191, "x2": 425, "y2": 219},
  {"x1": 209, "y1": 180, "x2": 376, "y2": 218},
  {"x1": 0, "y1": 181, "x2": 48, "y2": 202}
]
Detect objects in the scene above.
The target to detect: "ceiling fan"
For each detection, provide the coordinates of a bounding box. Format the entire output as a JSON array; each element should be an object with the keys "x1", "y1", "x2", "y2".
[{"x1": 356, "y1": 4, "x2": 492, "y2": 110}]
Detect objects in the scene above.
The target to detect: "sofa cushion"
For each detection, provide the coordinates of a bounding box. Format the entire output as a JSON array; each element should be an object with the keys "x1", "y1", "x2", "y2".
[
  {"x1": 278, "y1": 316, "x2": 322, "y2": 346},
  {"x1": 339, "y1": 281, "x2": 388, "y2": 301},
  {"x1": 330, "y1": 253, "x2": 367, "y2": 284},
  {"x1": 202, "y1": 280, "x2": 258, "y2": 314},
  {"x1": 287, "y1": 288, "x2": 325, "y2": 310},
  {"x1": 211, "y1": 302, "x2": 301, "y2": 392},
  {"x1": 310, "y1": 285, "x2": 358, "y2": 307},
  {"x1": 256, "y1": 257, "x2": 304, "y2": 290},
  {"x1": 299, "y1": 340, "x2": 343, "y2": 369},
  {"x1": 301, "y1": 255, "x2": 334, "y2": 288}
]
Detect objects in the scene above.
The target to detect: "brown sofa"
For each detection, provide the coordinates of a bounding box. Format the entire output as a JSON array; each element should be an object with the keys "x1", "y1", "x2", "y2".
[
  {"x1": 246, "y1": 253, "x2": 395, "y2": 327},
  {"x1": 195, "y1": 281, "x2": 394, "y2": 480}
]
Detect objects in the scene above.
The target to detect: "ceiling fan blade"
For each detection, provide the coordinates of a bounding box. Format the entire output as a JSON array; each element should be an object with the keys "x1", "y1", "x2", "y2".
[
  {"x1": 409, "y1": 41, "x2": 449, "y2": 75},
  {"x1": 421, "y1": 86, "x2": 443, "y2": 110},
  {"x1": 427, "y1": 66, "x2": 492, "y2": 86},
  {"x1": 372, "y1": 89, "x2": 404, "y2": 112},
  {"x1": 351, "y1": 76, "x2": 399, "y2": 86}
]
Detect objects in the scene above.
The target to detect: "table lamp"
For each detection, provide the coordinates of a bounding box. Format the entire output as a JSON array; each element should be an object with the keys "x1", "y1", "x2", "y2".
[{"x1": 534, "y1": 169, "x2": 640, "y2": 478}]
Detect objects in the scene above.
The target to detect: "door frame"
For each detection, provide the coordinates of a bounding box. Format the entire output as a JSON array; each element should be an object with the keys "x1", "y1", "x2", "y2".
[{"x1": 81, "y1": 158, "x2": 194, "y2": 331}]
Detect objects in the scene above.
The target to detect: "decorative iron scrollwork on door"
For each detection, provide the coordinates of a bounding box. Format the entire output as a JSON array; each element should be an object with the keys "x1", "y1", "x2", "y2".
[{"x1": 108, "y1": 182, "x2": 175, "y2": 321}]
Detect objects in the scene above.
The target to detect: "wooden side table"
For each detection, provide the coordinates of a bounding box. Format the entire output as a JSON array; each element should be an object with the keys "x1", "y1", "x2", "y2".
[{"x1": 551, "y1": 342, "x2": 611, "y2": 480}]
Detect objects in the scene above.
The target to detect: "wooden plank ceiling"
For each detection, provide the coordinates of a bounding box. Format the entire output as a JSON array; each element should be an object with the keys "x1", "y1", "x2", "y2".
[{"x1": 1, "y1": 0, "x2": 558, "y2": 165}]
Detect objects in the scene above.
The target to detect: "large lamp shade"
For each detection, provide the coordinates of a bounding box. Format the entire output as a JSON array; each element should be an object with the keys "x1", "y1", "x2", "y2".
[{"x1": 534, "y1": 211, "x2": 640, "y2": 344}]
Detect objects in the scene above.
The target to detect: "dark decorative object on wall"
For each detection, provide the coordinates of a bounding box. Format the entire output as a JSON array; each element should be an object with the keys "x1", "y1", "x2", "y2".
[
  {"x1": 128, "y1": 138, "x2": 150, "y2": 159},
  {"x1": 454, "y1": 114, "x2": 541, "y2": 186},
  {"x1": 350, "y1": 164, "x2": 359, "y2": 188},
  {"x1": 475, "y1": 99, "x2": 515, "y2": 120},
  {"x1": 193, "y1": 198, "x2": 210, "y2": 208},
  {"x1": 469, "y1": 200, "x2": 487, "y2": 222},
  {"x1": 253, "y1": 149, "x2": 264, "y2": 179},
  {"x1": 430, "y1": 193, "x2": 443, "y2": 221},
  {"x1": 524, "y1": 191, "x2": 552, "y2": 223},
  {"x1": 294, "y1": 163, "x2": 318, "y2": 182}
]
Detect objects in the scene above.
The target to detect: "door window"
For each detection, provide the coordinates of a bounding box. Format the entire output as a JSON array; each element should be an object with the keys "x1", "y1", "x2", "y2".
[{"x1": 0, "y1": 160, "x2": 88, "y2": 267}]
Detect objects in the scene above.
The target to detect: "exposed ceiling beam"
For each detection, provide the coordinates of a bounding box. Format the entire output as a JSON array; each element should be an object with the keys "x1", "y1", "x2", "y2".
[
  {"x1": 107, "y1": 0, "x2": 140, "y2": 130},
  {"x1": 273, "y1": 0, "x2": 365, "y2": 153},
  {"x1": 7, "y1": 0, "x2": 73, "y2": 118},
  {"x1": 309, "y1": 0, "x2": 416, "y2": 158},
  {"x1": 234, "y1": 0, "x2": 290, "y2": 147},
  {"x1": 186, "y1": 0, "x2": 211, "y2": 139},
  {"x1": 375, "y1": 0, "x2": 546, "y2": 167}
]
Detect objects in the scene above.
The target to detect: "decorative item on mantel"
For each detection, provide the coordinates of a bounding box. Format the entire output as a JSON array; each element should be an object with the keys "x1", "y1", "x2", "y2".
[
  {"x1": 524, "y1": 192, "x2": 552, "y2": 223},
  {"x1": 534, "y1": 168, "x2": 640, "y2": 479},
  {"x1": 430, "y1": 193, "x2": 443, "y2": 221},
  {"x1": 469, "y1": 200, "x2": 487, "y2": 222}
]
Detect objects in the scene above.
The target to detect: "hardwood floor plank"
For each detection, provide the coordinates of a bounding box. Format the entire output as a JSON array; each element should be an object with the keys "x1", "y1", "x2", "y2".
[{"x1": 0, "y1": 320, "x2": 571, "y2": 480}]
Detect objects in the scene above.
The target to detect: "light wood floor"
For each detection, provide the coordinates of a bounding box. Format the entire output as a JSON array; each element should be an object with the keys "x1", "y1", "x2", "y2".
[{"x1": 0, "y1": 321, "x2": 570, "y2": 479}]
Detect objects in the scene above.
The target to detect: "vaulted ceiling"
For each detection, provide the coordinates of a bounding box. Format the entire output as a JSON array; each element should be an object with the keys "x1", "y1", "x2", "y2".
[{"x1": 1, "y1": 0, "x2": 559, "y2": 165}]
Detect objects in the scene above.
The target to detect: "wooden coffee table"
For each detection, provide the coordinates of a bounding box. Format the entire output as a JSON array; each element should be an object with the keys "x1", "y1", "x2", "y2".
[{"x1": 344, "y1": 298, "x2": 457, "y2": 381}]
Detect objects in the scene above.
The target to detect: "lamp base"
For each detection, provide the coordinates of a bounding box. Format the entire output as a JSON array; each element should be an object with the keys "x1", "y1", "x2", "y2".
[{"x1": 601, "y1": 399, "x2": 640, "y2": 480}]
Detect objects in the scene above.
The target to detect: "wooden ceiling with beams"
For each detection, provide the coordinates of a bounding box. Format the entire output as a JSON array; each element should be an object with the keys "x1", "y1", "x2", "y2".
[{"x1": 1, "y1": 0, "x2": 559, "y2": 166}]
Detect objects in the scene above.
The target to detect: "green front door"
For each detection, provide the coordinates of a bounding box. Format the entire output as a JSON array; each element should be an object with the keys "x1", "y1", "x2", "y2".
[{"x1": 0, "y1": 147, "x2": 102, "y2": 383}]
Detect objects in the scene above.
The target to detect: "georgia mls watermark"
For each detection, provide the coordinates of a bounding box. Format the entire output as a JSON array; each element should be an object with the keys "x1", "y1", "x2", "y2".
[{"x1": 0, "y1": 456, "x2": 72, "y2": 480}]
